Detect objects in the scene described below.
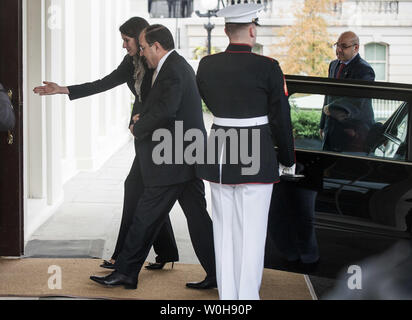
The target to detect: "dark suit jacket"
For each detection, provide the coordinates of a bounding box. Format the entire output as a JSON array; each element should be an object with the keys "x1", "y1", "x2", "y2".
[
  {"x1": 132, "y1": 50, "x2": 206, "y2": 187},
  {"x1": 0, "y1": 83, "x2": 15, "y2": 131},
  {"x1": 196, "y1": 44, "x2": 295, "y2": 184},
  {"x1": 320, "y1": 54, "x2": 375, "y2": 152},
  {"x1": 328, "y1": 54, "x2": 375, "y2": 81}
]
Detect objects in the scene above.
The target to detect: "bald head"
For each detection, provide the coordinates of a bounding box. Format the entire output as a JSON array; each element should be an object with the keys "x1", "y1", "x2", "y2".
[
  {"x1": 339, "y1": 31, "x2": 359, "y2": 47},
  {"x1": 335, "y1": 31, "x2": 360, "y2": 62}
]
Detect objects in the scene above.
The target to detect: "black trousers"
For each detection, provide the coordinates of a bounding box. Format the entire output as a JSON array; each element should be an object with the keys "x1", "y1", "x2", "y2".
[
  {"x1": 267, "y1": 182, "x2": 319, "y2": 263},
  {"x1": 180, "y1": 0, "x2": 188, "y2": 17},
  {"x1": 167, "y1": 0, "x2": 177, "y2": 18},
  {"x1": 111, "y1": 150, "x2": 179, "y2": 263},
  {"x1": 115, "y1": 178, "x2": 216, "y2": 280}
]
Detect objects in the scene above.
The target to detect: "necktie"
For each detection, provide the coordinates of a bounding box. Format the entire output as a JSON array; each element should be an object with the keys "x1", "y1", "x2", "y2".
[
  {"x1": 152, "y1": 69, "x2": 158, "y2": 87},
  {"x1": 336, "y1": 63, "x2": 345, "y2": 79}
]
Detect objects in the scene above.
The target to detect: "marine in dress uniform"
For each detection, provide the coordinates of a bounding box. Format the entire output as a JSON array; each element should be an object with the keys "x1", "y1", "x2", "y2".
[{"x1": 196, "y1": 4, "x2": 295, "y2": 300}]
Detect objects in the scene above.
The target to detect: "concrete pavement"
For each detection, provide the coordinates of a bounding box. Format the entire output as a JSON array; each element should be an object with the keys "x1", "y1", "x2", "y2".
[{"x1": 25, "y1": 114, "x2": 214, "y2": 264}]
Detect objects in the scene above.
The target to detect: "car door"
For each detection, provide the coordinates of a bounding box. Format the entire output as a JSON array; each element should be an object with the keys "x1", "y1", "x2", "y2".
[{"x1": 265, "y1": 75, "x2": 412, "y2": 278}]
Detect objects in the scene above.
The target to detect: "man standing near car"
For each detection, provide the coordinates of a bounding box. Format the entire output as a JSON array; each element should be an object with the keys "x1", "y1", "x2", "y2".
[
  {"x1": 320, "y1": 31, "x2": 375, "y2": 152},
  {"x1": 196, "y1": 4, "x2": 295, "y2": 300},
  {"x1": 271, "y1": 31, "x2": 375, "y2": 274},
  {"x1": 270, "y1": 31, "x2": 376, "y2": 274}
]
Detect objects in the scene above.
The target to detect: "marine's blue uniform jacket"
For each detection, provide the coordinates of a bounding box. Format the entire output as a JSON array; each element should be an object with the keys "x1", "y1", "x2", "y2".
[{"x1": 196, "y1": 43, "x2": 295, "y2": 184}]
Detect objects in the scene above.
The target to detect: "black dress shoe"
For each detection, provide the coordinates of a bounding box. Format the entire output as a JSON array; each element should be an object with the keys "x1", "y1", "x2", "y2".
[
  {"x1": 186, "y1": 277, "x2": 217, "y2": 289},
  {"x1": 145, "y1": 261, "x2": 175, "y2": 270},
  {"x1": 299, "y1": 258, "x2": 320, "y2": 273},
  {"x1": 90, "y1": 271, "x2": 137, "y2": 289},
  {"x1": 285, "y1": 259, "x2": 301, "y2": 272},
  {"x1": 100, "y1": 260, "x2": 115, "y2": 270}
]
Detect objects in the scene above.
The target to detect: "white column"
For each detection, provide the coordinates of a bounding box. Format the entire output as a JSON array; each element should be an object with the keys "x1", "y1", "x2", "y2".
[
  {"x1": 27, "y1": 0, "x2": 47, "y2": 200},
  {"x1": 90, "y1": 0, "x2": 102, "y2": 135},
  {"x1": 44, "y1": 0, "x2": 63, "y2": 205},
  {"x1": 124, "y1": 0, "x2": 131, "y2": 19},
  {"x1": 61, "y1": 0, "x2": 77, "y2": 183},
  {"x1": 98, "y1": 0, "x2": 108, "y2": 137},
  {"x1": 111, "y1": 1, "x2": 120, "y2": 126},
  {"x1": 72, "y1": 0, "x2": 98, "y2": 170},
  {"x1": 104, "y1": 0, "x2": 115, "y2": 137},
  {"x1": 130, "y1": 0, "x2": 149, "y2": 18},
  {"x1": 25, "y1": 0, "x2": 66, "y2": 240},
  {"x1": 118, "y1": 0, "x2": 130, "y2": 126}
]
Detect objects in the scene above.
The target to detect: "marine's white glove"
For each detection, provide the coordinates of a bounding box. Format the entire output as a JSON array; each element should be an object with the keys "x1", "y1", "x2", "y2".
[{"x1": 278, "y1": 163, "x2": 296, "y2": 176}]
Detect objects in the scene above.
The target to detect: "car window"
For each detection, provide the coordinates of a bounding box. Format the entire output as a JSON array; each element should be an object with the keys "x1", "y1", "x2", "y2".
[
  {"x1": 289, "y1": 93, "x2": 408, "y2": 160},
  {"x1": 374, "y1": 103, "x2": 409, "y2": 160}
]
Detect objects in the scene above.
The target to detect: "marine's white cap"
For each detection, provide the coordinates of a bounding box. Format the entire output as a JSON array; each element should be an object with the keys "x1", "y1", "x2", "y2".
[{"x1": 217, "y1": 3, "x2": 264, "y2": 24}]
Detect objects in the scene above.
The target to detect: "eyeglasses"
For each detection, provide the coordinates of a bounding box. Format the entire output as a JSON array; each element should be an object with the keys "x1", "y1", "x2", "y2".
[
  {"x1": 333, "y1": 43, "x2": 357, "y2": 50},
  {"x1": 139, "y1": 43, "x2": 153, "y2": 52}
]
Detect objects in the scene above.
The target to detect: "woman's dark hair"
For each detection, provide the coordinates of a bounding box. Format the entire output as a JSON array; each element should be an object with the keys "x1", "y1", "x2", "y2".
[
  {"x1": 119, "y1": 17, "x2": 149, "y2": 46},
  {"x1": 143, "y1": 24, "x2": 175, "y2": 51}
]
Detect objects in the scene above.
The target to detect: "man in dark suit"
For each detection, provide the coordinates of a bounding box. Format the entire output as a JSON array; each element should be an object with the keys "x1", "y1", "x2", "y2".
[
  {"x1": 0, "y1": 83, "x2": 15, "y2": 131},
  {"x1": 269, "y1": 31, "x2": 376, "y2": 275},
  {"x1": 90, "y1": 24, "x2": 216, "y2": 290},
  {"x1": 320, "y1": 31, "x2": 376, "y2": 152}
]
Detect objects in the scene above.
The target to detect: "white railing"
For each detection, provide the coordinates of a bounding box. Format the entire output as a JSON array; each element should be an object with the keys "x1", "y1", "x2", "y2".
[
  {"x1": 355, "y1": 0, "x2": 399, "y2": 14},
  {"x1": 372, "y1": 99, "x2": 402, "y2": 121},
  {"x1": 150, "y1": 0, "x2": 194, "y2": 18},
  {"x1": 224, "y1": 0, "x2": 270, "y2": 4},
  {"x1": 224, "y1": 0, "x2": 272, "y2": 16}
]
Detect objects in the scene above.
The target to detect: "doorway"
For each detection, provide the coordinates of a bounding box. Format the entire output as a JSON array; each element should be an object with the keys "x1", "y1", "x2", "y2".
[{"x1": 0, "y1": 0, "x2": 24, "y2": 256}]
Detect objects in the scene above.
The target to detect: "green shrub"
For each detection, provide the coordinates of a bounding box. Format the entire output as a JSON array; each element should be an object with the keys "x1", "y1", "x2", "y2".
[
  {"x1": 202, "y1": 100, "x2": 210, "y2": 113},
  {"x1": 290, "y1": 107, "x2": 321, "y2": 139},
  {"x1": 193, "y1": 46, "x2": 221, "y2": 60}
]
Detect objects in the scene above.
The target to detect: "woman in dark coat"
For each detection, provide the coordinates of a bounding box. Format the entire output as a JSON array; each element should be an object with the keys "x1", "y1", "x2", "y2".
[{"x1": 33, "y1": 17, "x2": 179, "y2": 270}]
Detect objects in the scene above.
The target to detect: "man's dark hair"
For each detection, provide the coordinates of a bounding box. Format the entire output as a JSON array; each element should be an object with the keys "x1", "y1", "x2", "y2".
[
  {"x1": 143, "y1": 24, "x2": 175, "y2": 51},
  {"x1": 119, "y1": 17, "x2": 149, "y2": 46}
]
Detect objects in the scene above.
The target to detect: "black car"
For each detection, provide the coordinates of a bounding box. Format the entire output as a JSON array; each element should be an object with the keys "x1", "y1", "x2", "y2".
[{"x1": 265, "y1": 75, "x2": 412, "y2": 280}]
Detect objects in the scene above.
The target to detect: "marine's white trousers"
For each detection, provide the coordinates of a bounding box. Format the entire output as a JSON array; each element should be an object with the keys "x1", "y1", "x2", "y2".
[{"x1": 210, "y1": 182, "x2": 274, "y2": 300}]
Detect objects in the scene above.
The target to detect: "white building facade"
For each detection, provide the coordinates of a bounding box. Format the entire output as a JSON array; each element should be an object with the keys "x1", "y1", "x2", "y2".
[
  {"x1": 23, "y1": 0, "x2": 134, "y2": 239},
  {"x1": 132, "y1": 0, "x2": 412, "y2": 83}
]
